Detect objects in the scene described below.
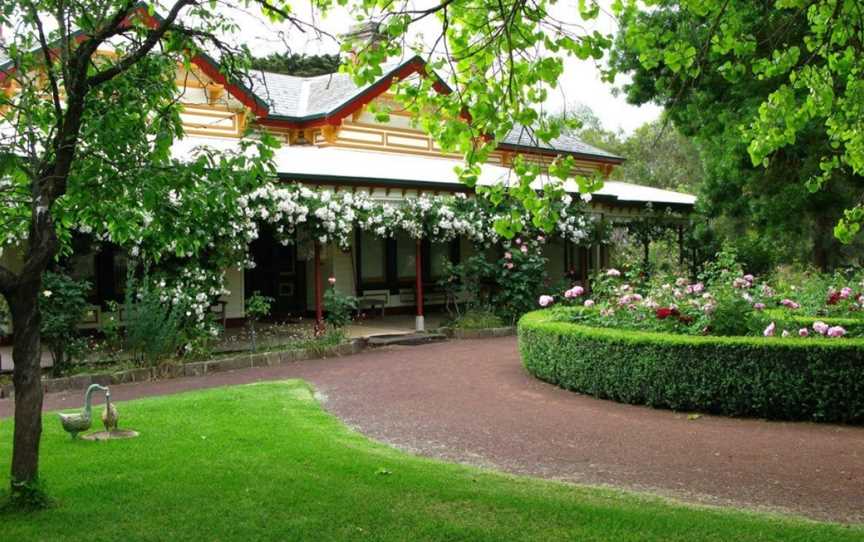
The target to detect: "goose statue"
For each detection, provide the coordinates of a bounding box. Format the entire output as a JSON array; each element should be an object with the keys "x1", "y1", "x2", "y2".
[
  {"x1": 102, "y1": 389, "x2": 119, "y2": 433},
  {"x1": 58, "y1": 384, "x2": 108, "y2": 439}
]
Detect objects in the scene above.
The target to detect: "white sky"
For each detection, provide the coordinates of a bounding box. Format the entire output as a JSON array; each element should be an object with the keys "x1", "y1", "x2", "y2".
[{"x1": 227, "y1": 0, "x2": 661, "y2": 135}]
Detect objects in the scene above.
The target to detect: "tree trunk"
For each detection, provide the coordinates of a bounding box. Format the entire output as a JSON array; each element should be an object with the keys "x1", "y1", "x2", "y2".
[{"x1": 8, "y1": 275, "x2": 45, "y2": 495}]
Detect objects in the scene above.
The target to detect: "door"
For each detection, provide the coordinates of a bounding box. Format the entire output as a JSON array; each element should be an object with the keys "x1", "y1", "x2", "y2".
[{"x1": 245, "y1": 228, "x2": 306, "y2": 318}]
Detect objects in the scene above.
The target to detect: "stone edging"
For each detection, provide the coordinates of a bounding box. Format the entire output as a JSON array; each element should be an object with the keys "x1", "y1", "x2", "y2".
[
  {"x1": 441, "y1": 326, "x2": 516, "y2": 339},
  {"x1": 0, "y1": 340, "x2": 364, "y2": 399}
]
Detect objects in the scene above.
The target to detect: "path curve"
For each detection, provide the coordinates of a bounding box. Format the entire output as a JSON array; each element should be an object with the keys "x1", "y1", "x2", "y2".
[{"x1": 2, "y1": 337, "x2": 862, "y2": 523}]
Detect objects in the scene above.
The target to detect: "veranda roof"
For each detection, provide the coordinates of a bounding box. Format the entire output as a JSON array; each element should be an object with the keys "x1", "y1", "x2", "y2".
[{"x1": 171, "y1": 137, "x2": 696, "y2": 208}]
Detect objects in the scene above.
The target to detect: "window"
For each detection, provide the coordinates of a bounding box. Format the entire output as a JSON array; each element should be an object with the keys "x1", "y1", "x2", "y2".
[
  {"x1": 396, "y1": 233, "x2": 417, "y2": 280},
  {"x1": 429, "y1": 242, "x2": 452, "y2": 280},
  {"x1": 360, "y1": 231, "x2": 386, "y2": 283}
]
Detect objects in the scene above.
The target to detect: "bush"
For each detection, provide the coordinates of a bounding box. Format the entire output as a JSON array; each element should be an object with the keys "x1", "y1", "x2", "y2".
[
  {"x1": 40, "y1": 271, "x2": 91, "y2": 375},
  {"x1": 448, "y1": 308, "x2": 504, "y2": 330},
  {"x1": 518, "y1": 310, "x2": 864, "y2": 423},
  {"x1": 105, "y1": 276, "x2": 186, "y2": 367},
  {"x1": 323, "y1": 282, "x2": 357, "y2": 328},
  {"x1": 245, "y1": 292, "x2": 273, "y2": 352}
]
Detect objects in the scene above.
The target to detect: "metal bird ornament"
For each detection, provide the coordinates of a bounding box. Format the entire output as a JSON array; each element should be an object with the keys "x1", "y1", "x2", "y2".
[{"x1": 59, "y1": 384, "x2": 107, "y2": 439}]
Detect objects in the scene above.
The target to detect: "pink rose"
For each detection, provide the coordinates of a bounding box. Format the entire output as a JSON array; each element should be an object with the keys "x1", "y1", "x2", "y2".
[
  {"x1": 515, "y1": 237, "x2": 522, "y2": 245},
  {"x1": 504, "y1": 262, "x2": 514, "y2": 270},
  {"x1": 520, "y1": 245, "x2": 528, "y2": 254},
  {"x1": 827, "y1": 326, "x2": 846, "y2": 338},
  {"x1": 753, "y1": 303, "x2": 766, "y2": 311},
  {"x1": 799, "y1": 328, "x2": 809, "y2": 337},
  {"x1": 606, "y1": 268, "x2": 621, "y2": 277},
  {"x1": 538, "y1": 295, "x2": 554, "y2": 307},
  {"x1": 840, "y1": 287, "x2": 853, "y2": 299},
  {"x1": 327, "y1": 276, "x2": 336, "y2": 286},
  {"x1": 813, "y1": 321, "x2": 829, "y2": 335},
  {"x1": 584, "y1": 299, "x2": 595, "y2": 308},
  {"x1": 504, "y1": 251, "x2": 512, "y2": 260},
  {"x1": 763, "y1": 322, "x2": 776, "y2": 337},
  {"x1": 743, "y1": 274, "x2": 755, "y2": 283},
  {"x1": 564, "y1": 286, "x2": 585, "y2": 298}
]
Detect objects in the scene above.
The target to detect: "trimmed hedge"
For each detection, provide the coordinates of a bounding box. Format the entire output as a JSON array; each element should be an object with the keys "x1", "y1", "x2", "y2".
[
  {"x1": 764, "y1": 309, "x2": 864, "y2": 335},
  {"x1": 518, "y1": 310, "x2": 864, "y2": 423}
]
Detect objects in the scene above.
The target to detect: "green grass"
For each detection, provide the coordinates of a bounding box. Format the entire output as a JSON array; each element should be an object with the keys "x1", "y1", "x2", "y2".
[{"x1": 1, "y1": 381, "x2": 861, "y2": 541}]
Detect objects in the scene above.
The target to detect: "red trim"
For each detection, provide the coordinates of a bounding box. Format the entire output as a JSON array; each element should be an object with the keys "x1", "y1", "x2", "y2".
[
  {"x1": 415, "y1": 239, "x2": 424, "y2": 318},
  {"x1": 314, "y1": 242, "x2": 324, "y2": 333}
]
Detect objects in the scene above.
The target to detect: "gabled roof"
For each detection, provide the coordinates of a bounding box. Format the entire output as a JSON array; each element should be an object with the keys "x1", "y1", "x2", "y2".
[{"x1": 253, "y1": 55, "x2": 449, "y2": 129}]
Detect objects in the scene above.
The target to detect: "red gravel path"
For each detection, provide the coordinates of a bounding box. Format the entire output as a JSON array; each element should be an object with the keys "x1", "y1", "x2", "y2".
[{"x1": 2, "y1": 337, "x2": 862, "y2": 523}]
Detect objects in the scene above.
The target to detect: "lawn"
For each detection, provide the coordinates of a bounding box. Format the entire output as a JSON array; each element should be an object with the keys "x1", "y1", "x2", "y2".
[{"x1": 0, "y1": 381, "x2": 861, "y2": 541}]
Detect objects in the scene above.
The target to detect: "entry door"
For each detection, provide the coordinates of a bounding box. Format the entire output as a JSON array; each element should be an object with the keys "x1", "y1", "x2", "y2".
[{"x1": 245, "y1": 229, "x2": 306, "y2": 317}]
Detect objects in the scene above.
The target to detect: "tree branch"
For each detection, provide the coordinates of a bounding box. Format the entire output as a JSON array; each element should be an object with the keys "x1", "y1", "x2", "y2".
[{"x1": 87, "y1": 0, "x2": 197, "y2": 88}]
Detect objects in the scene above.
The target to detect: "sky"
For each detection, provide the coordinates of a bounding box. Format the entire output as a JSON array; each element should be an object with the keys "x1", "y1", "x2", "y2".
[{"x1": 227, "y1": 0, "x2": 662, "y2": 135}]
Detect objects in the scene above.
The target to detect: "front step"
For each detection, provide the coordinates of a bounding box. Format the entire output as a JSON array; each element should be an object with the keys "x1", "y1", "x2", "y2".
[{"x1": 365, "y1": 333, "x2": 448, "y2": 347}]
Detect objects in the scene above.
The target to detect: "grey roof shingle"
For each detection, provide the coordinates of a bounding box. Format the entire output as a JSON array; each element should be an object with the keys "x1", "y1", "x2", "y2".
[
  {"x1": 249, "y1": 60, "x2": 407, "y2": 120},
  {"x1": 501, "y1": 125, "x2": 623, "y2": 161}
]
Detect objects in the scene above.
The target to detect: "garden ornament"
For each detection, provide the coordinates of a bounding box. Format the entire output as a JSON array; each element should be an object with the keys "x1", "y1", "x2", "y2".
[
  {"x1": 59, "y1": 383, "x2": 108, "y2": 439},
  {"x1": 102, "y1": 389, "x2": 119, "y2": 433}
]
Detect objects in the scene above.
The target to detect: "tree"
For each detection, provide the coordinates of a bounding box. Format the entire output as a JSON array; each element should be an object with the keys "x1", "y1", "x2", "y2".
[
  {"x1": 608, "y1": 0, "x2": 864, "y2": 246},
  {"x1": 251, "y1": 52, "x2": 341, "y2": 76},
  {"x1": 0, "y1": 0, "x2": 295, "y2": 502},
  {"x1": 559, "y1": 104, "x2": 704, "y2": 193},
  {"x1": 340, "y1": 0, "x2": 613, "y2": 236}
]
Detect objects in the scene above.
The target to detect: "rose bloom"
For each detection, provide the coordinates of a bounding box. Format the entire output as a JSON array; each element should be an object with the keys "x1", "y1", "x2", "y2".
[
  {"x1": 584, "y1": 299, "x2": 595, "y2": 308},
  {"x1": 799, "y1": 328, "x2": 809, "y2": 337},
  {"x1": 504, "y1": 251, "x2": 512, "y2": 260},
  {"x1": 743, "y1": 274, "x2": 755, "y2": 283},
  {"x1": 763, "y1": 322, "x2": 776, "y2": 337},
  {"x1": 538, "y1": 295, "x2": 554, "y2": 307},
  {"x1": 606, "y1": 268, "x2": 621, "y2": 277},
  {"x1": 327, "y1": 276, "x2": 336, "y2": 286},
  {"x1": 840, "y1": 287, "x2": 853, "y2": 299},
  {"x1": 780, "y1": 298, "x2": 800, "y2": 309},
  {"x1": 564, "y1": 286, "x2": 585, "y2": 298},
  {"x1": 656, "y1": 307, "x2": 673, "y2": 320},
  {"x1": 504, "y1": 262, "x2": 514, "y2": 270},
  {"x1": 813, "y1": 321, "x2": 829, "y2": 335},
  {"x1": 827, "y1": 326, "x2": 846, "y2": 338},
  {"x1": 732, "y1": 278, "x2": 749, "y2": 289},
  {"x1": 753, "y1": 303, "x2": 766, "y2": 311},
  {"x1": 520, "y1": 244, "x2": 529, "y2": 254}
]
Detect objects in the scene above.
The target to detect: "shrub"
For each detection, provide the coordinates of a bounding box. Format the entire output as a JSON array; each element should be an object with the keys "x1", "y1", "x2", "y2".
[
  {"x1": 106, "y1": 276, "x2": 186, "y2": 367},
  {"x1": 40, "y1": 272, "x2": 91, "y2": 375},
  {"x1": 323, "y1": 280, "x2": 358, "y2": 328},
  {"x1": 518, "y1": 311, "x2": 864, "y2": 423},
  {"x1": 245, "y1": 291, "x2": 274, "y2": 352},
  {"x1": 448, "y1": 308, "x2": 504, "y2": 330}
]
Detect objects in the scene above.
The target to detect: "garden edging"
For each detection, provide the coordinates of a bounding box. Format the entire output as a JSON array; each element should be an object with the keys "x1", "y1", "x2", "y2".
[
  {"x1": 441, "y1": 326, "x2": 516, "y2": 339},
  {"x1": 0, "y1": 339, "x2": 366, "y2": 399}
]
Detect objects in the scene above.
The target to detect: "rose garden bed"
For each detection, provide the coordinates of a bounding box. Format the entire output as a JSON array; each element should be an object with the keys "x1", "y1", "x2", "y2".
[{"x1": 518, "y1": 310, "x2": 864, "y2": 423}]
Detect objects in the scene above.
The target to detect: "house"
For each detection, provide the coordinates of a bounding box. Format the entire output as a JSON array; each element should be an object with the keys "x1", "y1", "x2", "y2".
[{"x1": 0, "y1": 48, "x2": 696, "y2": 334}]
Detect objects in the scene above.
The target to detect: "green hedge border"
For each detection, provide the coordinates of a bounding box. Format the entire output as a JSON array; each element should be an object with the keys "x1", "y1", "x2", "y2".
[
  {"x1": 518, "y1": 310, "x2": 864, "y2": 423},
  {"x1": 764, "y1": 309, "x2": 864, "y2": 334}
]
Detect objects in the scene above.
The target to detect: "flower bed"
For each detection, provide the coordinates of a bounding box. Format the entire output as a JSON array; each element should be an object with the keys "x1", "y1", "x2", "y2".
[{"x1": 518, "y1": 310, "x2": 864, "y2": 423}]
